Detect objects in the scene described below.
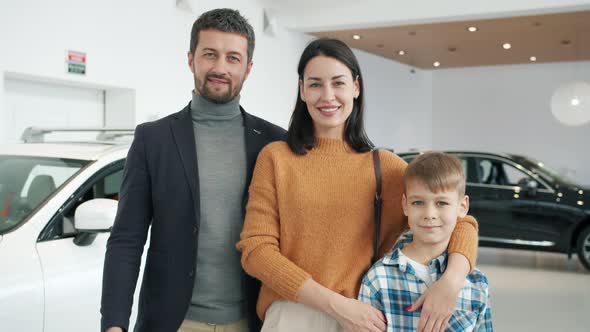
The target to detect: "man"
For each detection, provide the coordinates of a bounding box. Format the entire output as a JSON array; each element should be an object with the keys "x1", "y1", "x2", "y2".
[{"x1": 101, "y1": 8, "x2": 286, "y2": 332}]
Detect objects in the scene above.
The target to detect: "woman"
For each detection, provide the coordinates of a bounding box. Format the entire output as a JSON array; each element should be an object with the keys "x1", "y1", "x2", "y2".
[{"x1": 237, "y1": 38, "x2": 478, "y2": 332}]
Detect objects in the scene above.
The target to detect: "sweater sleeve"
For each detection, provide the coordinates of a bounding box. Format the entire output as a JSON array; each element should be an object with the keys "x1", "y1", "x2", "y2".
[
  {"x1": 448, "y1": 215, "x2": 479, "y2": 271},
  {"x1": 236, "y1": 146, "x2": 311, "y2": 302}
]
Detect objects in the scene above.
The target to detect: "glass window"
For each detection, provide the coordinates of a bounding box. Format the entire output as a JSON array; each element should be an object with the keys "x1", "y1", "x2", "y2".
[
  {"x1": 476, "y1": 157, "x2": 547, "y2": 189},
  {"x1": 0, "y1": 156, "x2": 88, "y2": 234},
  {"x1": 20, "y1": 165, "x2": 80, "y2": 198},
  {"x1": 502, "y1": 163, "x2": 535, "y2": 187},
  {"x1": 52, "y1": 166, "x2": 124, "y2": 238},
  {"x1": 459, "y1": 158, "x2": 469, "y2": 180},
  {"x1": 477, "y1": 159, "x2": 493, "y2": 184}
]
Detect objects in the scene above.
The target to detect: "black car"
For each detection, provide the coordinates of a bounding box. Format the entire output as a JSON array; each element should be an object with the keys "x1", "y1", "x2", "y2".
[{"x1": 397, "y1": 151, "x2": 590, "y2": 270}]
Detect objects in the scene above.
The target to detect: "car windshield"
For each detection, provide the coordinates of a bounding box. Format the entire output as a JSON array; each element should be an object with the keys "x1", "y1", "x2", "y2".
[
  {"x1": 514, "y1": 155, "x2": 579, "y2": 187},
  {"x1": 0, "y1": 156, "x2": 88, "y2": 234}
]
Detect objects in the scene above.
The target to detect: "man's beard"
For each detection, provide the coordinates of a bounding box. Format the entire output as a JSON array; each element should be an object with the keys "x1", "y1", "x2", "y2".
[{"x1": 195, "y1": 73, "x2": 244, "y2": 104}]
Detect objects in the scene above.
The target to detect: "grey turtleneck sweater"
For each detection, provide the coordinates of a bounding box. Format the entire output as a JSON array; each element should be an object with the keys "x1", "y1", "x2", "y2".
[{"x1": 185, "y1": 93, "x2": 247, "y2": 324}]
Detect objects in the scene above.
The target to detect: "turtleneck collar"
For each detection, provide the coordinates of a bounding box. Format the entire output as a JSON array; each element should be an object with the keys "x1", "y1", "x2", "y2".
[
  {"x1": 310, "y1": 137, "x2": 356, "y2": 155},
  {"x1": 190, "y1": 90, "x2": 241, "y2": 121}
]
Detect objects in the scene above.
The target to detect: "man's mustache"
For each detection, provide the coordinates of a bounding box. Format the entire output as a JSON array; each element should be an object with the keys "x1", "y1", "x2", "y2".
[{"x1": 205, "y1": 73, "x2": 230, "y2": 82}]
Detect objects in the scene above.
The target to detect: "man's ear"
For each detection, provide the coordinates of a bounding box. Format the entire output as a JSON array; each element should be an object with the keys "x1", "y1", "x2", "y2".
[
  {"x1": 458, "y1": 195, "x2": 469, "y2": 218},
  {"x1": 402, "y1": 194, "x2": 409, "y2": 217},
  {"x1": 188, "y1": 52, "x2": 195, "y2": 74},
  {"x1": 244, "y1": 61, "x2": 253, "y2": 80}
]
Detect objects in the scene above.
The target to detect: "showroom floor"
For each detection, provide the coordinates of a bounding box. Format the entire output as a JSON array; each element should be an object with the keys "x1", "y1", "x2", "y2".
[{"x1": 477, "y1": 247, "x2": 589, "y2": 332}]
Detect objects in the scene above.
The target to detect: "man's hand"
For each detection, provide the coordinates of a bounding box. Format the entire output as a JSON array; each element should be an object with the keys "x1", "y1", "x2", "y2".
[{"x1": 407, "y1": 275, "x2": 462, "y2": 332}]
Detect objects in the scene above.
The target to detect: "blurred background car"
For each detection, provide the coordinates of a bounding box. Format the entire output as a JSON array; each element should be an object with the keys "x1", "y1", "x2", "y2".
[
  {"x1": 0, "y1": 127, "x2": 143, "y2": 332},
  {"x1": 398, "y1": 151, "x2": 590, "y2": 270}
]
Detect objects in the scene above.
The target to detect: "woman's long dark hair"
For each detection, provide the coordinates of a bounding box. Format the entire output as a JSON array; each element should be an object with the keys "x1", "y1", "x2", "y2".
[{"x1": 287, "y1": 38, "x2": 374, "y2": 155}]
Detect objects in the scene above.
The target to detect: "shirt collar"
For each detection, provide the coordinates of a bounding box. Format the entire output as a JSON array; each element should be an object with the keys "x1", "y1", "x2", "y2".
[{"x1": 382, "y1": 247, "x2": 448, "y2": 275}]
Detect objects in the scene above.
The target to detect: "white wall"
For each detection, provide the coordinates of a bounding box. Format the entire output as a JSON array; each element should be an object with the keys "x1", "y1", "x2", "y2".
[
  {"x1": 354, "y1": 49, "x2": 433, "y2": 151},
  {"x1": 0, "y1": 0, "x2": 312, "y2": 133},
  {"x1": 431, "y1": 61, "x2": 590, "y2": 185},
  {"x1": 0, "y1": 0, "x2": 433, "y2": 145}
]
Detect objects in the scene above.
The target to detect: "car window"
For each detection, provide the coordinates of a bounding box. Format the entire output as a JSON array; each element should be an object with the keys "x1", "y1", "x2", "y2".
[
  {"x1": 20, "y1": 165, "x2": 80, "y2": 198},
  {"x1": 502, "y1": 163, "x2": 536, "y2": 186},
  {"x1": 53, "y1": 166, "x2": 124, "y2": 238},
  {"x1": 450, "y1": 155, "x2": 471, "y2": 183},
  {"x1": 478, "y1": 160, "x2": 493, "y2": 183},
  {"x1": 459, "y1": 158, "x2": 468, "y2": 180},
  {"x1": 476, "y1": 157, "x2": 547, "y2": 189},
  {"x1": 0, "y1": 156, "x2": 88, "y2": 235}
]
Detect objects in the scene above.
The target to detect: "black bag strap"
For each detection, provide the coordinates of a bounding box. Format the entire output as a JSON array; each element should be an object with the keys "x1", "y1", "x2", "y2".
[{"x1": 372, "y1": 149, "x2": 382, "y2": 264}]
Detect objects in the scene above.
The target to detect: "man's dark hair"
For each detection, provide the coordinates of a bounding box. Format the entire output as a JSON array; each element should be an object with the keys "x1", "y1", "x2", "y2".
[
  {"x1": 287, "y1": 38, "x2": 374, "y2": 155},
  {"x1": 189, "y1": 8, "x2": 255, "y2": 62}
]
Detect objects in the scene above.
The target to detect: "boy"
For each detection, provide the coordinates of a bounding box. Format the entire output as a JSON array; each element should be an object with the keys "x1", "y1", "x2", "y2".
[{"x1": 359, "y1": 151, "x2": 492, "y2": 332}]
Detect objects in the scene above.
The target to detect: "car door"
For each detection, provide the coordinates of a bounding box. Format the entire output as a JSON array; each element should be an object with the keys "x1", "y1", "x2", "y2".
[
  {"x1": 495, "y1": 160, "x2": 563, "y2": 245},
  {"x1": 471, "y1": 156, "x2": 555, "y2": 246},
  {"x1": 0, "y1": 221, "x2": 44, "y2": 332},
  {"x1": 467, "y1": 157, "x2": 517, "y2": 242},
  {"x1": 35, "y1": 161, "x2": 125, "y2": 332},
  {"x1": 0, "y1": 156, "x2": 88, "y2": 332}
]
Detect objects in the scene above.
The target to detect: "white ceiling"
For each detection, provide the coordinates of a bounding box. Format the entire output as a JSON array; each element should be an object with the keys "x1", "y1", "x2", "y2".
[{"x1": 262, "y1": 0, "x2": 590, "y2": 32}]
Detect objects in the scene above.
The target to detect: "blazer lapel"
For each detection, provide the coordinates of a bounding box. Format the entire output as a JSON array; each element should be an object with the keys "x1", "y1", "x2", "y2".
[
  {"x1": 241, "y1": 108, "x2": 268, "y2": 211},
  {"x1": 170, "y1": 103, "x2": 200, "y2": 225},
  {"x1": 242, "y1": 108, "x2": 267, "y2": 184}
]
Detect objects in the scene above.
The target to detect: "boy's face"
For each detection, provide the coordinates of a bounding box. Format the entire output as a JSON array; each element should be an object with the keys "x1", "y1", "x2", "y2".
[{"x1": 402, "y1": 178, "x2": 469, "y2": 245}]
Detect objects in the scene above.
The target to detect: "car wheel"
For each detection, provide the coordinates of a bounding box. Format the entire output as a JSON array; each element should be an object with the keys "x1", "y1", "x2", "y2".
[{"x1": 576, "y1": 225, "x2": 590, "y2": 271}]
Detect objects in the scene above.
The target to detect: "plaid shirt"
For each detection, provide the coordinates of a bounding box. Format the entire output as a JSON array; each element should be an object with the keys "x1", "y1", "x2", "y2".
[{"x1": 359, "y1": 235, "x2": 493, "y2": 332}]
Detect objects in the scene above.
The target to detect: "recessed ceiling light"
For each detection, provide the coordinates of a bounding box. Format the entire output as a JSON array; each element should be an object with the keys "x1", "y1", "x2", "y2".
[
  {"x1": 530, "y1": 56, "x2": 537, "y2": 62},
  {"x1": 502, "y1": 43, "x2": 512, "y2": 50},
  {"x1": 398, "y1": 50, "x2": 406, "y2": 55},
  {"x1": 352, "y1": 34, "x2": 361, "y2": 40},
  {"x1": 433, "y1": 61, "x2": 441, "y2": 67},
  {"x1": 467, "y1": 26, "x2": 478, "y2": 32}
]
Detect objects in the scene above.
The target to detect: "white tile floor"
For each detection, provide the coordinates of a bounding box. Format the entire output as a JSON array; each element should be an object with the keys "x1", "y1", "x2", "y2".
[{"x1": 477, "y1": 247, "x2": 590, "y2": 332}]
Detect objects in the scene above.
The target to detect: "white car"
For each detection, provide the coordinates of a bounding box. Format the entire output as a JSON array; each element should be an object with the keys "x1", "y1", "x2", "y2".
[{"x1": 0, "y1": 128, "x2": 142, "y2": 332}]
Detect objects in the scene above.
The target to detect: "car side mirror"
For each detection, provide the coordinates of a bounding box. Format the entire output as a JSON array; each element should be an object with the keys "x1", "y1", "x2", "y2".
[
  {"x1": 73, "y1": 198, "x2": 118, "y2": 246},
  {"x1": 519, "y1": 178, "x2": 538, "y2": 197}
]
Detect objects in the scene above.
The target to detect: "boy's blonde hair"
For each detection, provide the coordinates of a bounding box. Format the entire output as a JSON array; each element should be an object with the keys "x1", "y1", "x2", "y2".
[{"x1": 404, "y1": 152, "x2": 466, "y2": 196}]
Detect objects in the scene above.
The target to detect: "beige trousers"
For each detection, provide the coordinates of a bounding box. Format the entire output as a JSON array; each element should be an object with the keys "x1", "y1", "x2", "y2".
[
  {"x1": 178, "y1": 319, "x2": 248, "y2": 332},
  {"x1": 261, "y1": 300, "x2": 344, "y2": 332}
]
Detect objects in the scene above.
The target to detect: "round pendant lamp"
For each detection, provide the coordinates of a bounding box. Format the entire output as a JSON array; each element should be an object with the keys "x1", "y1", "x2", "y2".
[{"x1": 550, "y1": 81, "x2": 590, "y2": 126}]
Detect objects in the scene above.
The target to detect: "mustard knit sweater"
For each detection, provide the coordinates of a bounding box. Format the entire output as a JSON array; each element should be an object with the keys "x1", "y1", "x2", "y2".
[{"x1": 236, "y1": 138, "x2": 478, "y2": 320}]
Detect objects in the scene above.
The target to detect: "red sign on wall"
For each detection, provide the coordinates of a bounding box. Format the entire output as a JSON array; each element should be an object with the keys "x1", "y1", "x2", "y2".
[{"x1": 66, "y1": 50, "x2": 86, "y2": 75}]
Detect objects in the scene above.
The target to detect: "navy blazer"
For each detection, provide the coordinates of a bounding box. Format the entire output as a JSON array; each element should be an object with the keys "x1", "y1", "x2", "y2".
[{"x1": 101, "y1": 103, "x2": 286, "y2": 332}]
